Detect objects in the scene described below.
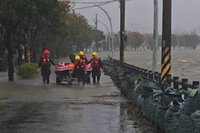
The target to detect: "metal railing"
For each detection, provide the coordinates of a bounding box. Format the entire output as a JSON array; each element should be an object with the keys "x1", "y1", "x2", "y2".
[{"x1": 111, "y1": 58, "x2": 199, "y2": 90}]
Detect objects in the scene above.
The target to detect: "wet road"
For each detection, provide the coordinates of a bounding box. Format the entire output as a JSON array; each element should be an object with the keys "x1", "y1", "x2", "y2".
[
  {"x1": 0, "y1": 73, "x2": 136, "y2": 133},
  {"x1": 0, "y1": 102, "x2": 134, "y2": 133}
]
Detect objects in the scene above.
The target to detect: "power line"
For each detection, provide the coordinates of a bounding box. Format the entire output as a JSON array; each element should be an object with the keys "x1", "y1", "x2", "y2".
[
  {"x1": 74, "y1": 0, "x2": 120, "y2": 4},
  {"x1": 73, "y1": 0, "x2": 131, "y2": 10},
  {"x1": 73, "y1": 1, "x2": 115, "y2": 10},
  {"x1": 75, "y1": 1, "x2": 115, "y2": 4}
]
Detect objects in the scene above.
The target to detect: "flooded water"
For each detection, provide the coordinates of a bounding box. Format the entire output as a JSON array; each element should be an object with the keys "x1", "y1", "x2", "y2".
[
  {"x1": 0, "y1": 102, "x2": 136, "y2": 133},
  {"x1": 1, "y1": 49, "x2": 194, "y2": 133},
  {"x1": 0, "y1": 73, "x2": 138, "y2": 133},
  {"x1": 100, "y1": 49, "x2": 200, "y2": 82}
]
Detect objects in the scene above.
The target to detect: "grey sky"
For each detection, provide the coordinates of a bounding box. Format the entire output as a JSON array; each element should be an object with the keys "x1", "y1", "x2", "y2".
[{"x1": 74, "y1": 0, "x2": 200, "y2": 34}]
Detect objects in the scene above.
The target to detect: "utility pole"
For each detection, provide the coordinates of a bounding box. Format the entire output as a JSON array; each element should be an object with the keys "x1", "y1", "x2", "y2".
[
  {"x1": 152, "y1": 0, "x2": 158, "y2": 79},
  {"x1": 95, "y1": 14, "x2": 98, "y2": 29},
  {"x1": 161, "y1": 0, "x2": 172, "y2": 83},
  {"x1": 120, "y1": 0, "x2": 125, "y2": 63},
  {"x1": 95, "y1": 14, "x2": 98, "y2": 51}
]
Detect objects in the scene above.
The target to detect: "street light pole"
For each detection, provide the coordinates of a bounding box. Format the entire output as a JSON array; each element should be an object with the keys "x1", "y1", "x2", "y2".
[
  {"x1": 97, "y1": 20, "x2": 110, "y2": 51},
  {"x1": 152, "y1": 0, "x2": 158, "y2": 79},
  {"x1": 95, "y1": 5, "x2": 114, "y2": 58}
]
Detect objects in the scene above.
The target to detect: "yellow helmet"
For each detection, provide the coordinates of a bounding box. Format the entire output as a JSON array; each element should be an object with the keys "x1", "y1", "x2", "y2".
[
  {"x1": 79, "y1": 51, "x2": 84, "y2": 56},
  {"x1": 75, "y1": 55, "x2": 81, "y2": 60},
  {"x1": 92, "y1": 52, "x2": 97, "y2": 56}
]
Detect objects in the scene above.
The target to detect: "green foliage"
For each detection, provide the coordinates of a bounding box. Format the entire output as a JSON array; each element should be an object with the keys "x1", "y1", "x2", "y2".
[
  {"x1": 178, "y1": 32, "x2": 200, "y2": 49},
  {"x1": 124, "y1": 31, "x2": 200, "y2": 50},
  {"x1": 130, "y1": 74, "x2": 143, "y2": 85},
  {"x1": 0, "y1": 0, "x2": 105, "y2": 58},
  {"x1": 61, "y1": 13, "x2": 105, "y2": 53},
  {"x1": 17, "y1": 63, "x2": 38, "y2": 78},
  {"x1": 127, "y1": 32, "x2": 144, "y2": 50},
  {"x1": 0, "y1": 101, "x2": 5, "y2": 109},
  {"x1": 0, "y1": 58, "x2": 8, "y2": 71}
]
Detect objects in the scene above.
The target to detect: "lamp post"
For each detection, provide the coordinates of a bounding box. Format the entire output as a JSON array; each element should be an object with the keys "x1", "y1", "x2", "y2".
[
  {"x1": 95, "y1": 5, "x2": 114, "y2": 58},
  {"x1": 152, "y1": 0, "x2": 158, "y2": 79},
  {"x1": 97, "y1": 20, "x2": 110, "y2": 51}
]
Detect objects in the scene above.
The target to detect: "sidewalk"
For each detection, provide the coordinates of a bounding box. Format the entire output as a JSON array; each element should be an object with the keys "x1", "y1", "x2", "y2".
[
  {"x1": 0, "y1": 72, "x2": 7, "y2": 82},
  {"x1": 0, "y1": 71, "x2": 139, "y2": 133}
]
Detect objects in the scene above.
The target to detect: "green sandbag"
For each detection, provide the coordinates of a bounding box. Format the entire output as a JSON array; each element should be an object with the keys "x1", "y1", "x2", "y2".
[
  {"x1": 191, "y1": 110, "x2": 200, "y2": 133},
  {"x1": 193, "y1": 89, "x2": 200, "y2": 110},
  {"x1": 142, "y1": 97, "x2": 152, "y2": 118},
  {"x1": 164, "y1": 108, "x2": 175, "y2": 133},
  {"x1": 137, "y1": 95, "x2": 145, "y2": 108},
  {"x1": 155, "y1": 104, "x2": 167, "y2": 130},
  {"x1": 133, "y1": 84, "x2": 143, "y2": 104},
  {"x1": 132, "y1": 91, "x2": 139, "y2": 105},
  {"x1": 178, "y1": 114, "x2": 195, "y2": 133},
  {"x1": 150, "y1": 100, "x2": 158, "y2": 123},
  {"x1": 182, "y1": 88, "x2": 200, "y2": 115},
  {"x1": 135, "y1": 81, "x2": 153, "y2": 96},
  {"x1": 182, "y1": 97, "x2": 197, "y2": 115},
  {"x1": 141, "y1": 79, "x2": 161, "y2": 91},
  {"x1": 164, "y1": 100, "x2": 184, "y2": 133},
  {"x1": 169, "y1": 113, "x2": 180, "y2": 133},
  {"x1": 194, "y1": 122, "x2": 200, "y2": 133},
  {"x1": 126, "y1": 89, "x2": 135, "y2": 101}
]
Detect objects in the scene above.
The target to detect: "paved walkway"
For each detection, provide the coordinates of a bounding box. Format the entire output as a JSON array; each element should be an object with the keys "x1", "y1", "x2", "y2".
[{"x1": 0, "y1": 72, "x2": 136, "y2": 133}]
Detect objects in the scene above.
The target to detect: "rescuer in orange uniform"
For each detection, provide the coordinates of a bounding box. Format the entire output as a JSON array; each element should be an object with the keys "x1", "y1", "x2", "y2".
[
  {"x1": 88, "y1": 52, "x2": 102, "y2": 84},
  {"x1": 79, "y1": 51, "x2": 88, "y2": 64},
  {"x1": 73, "y1": 55, "x2": 86, "y2": 85},
  {"x1": 38, "y1": 49, "x2": 55, "y2": 85}
]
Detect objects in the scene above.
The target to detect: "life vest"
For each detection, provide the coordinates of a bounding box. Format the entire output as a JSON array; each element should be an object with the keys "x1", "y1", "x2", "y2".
[
  {"x1": 80, "y1": 55, "x2": 88, "y2": 63},
  {"x1": 91, "y1": 58, "x2": 100, "y2": 68},
  {"x1": 41, "y1": 57, "x2": 51, "y2": 67},
  {"x1": 74, "y1": 60, "x2": 85, "y2": 70}
]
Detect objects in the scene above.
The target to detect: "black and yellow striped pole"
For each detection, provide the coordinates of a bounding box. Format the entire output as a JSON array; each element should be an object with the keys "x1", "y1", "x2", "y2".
[{"x1": 161, "y1": 0, "x2": 172, "y2": 83}]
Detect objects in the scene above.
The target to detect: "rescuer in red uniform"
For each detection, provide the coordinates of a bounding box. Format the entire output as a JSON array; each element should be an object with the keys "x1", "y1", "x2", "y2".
[
  {"x1": 38, "y1": 49, "x2": 55, "y2": 85},
  {"x1": 73, "y1": 55, "x2": 86, "y2": 85},
  {"x1": 88, "y1": 52, "x2": 102, "y2": 84},
  {"x1": 79, "y1": 51, "x2": 88, "y2": 64}
]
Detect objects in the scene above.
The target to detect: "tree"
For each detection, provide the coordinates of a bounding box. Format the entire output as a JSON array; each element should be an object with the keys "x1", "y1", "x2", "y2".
[
  {"x1": 0, "y1": 0, "x2": 67, "y2": 81},
  {"x1": 0, "y1": 0, "x2": 105, "y2": 81},
  {"x1": 0, "y1": 0, "x2": 36, "y2": 81},
  {"x1": 177, "y1": 32, "x2": 200, "y2": 49},
  {"x1": 62, "y1": 13, "x2": 105, "y2": 53},
  {"x1": 127, "y1": 32, "x2": 144, "y2": 50}
]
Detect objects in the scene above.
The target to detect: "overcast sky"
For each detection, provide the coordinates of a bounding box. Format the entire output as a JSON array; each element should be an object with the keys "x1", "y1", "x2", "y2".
[{"x1": 74, "y1": 0, "x2": 200, "y2": 34}]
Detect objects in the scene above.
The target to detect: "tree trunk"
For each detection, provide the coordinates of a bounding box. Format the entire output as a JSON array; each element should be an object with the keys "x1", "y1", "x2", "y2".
[
  {"x1": 18, "y1": 48, "x2": 23, "y2": 65},
  {"x1": 30, "y1": 27, "x2": 38, "y2": 63},
  {"x1": 31, "y1": 47, "x2": 37, "y2": 63},
  {"x1": 24, "y1": 45, "x2": 28, "y2": 62},
  {"x1": 5, "y1": 30, "x2": 14, "y2": 81},
  {"x1": 18, "y1": 47, "x2": 24, "y2": 65}
]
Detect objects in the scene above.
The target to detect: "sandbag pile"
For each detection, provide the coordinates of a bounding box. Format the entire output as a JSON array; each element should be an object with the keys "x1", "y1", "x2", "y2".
[{"x1": 103, "y1": 58, "x2": 200, "y2": 133}]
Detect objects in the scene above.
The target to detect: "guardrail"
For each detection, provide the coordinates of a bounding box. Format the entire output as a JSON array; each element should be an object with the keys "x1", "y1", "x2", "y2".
[{"x1": 111, "y1": 58, "x2": 199, "y2": 90}]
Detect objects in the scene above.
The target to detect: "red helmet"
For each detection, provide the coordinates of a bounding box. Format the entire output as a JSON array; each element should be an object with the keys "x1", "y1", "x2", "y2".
[{"x1": 43, "y1": 49, "x2": 50, "y2": 55}]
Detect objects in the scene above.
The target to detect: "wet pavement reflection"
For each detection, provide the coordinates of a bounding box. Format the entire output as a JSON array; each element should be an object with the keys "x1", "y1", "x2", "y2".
[
  {"x1": 0, "y1": 74, "x2": 137, "y2": 133},
  {"x1": 0, "y1": 102, "x2": 137, "y2": 133}
]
